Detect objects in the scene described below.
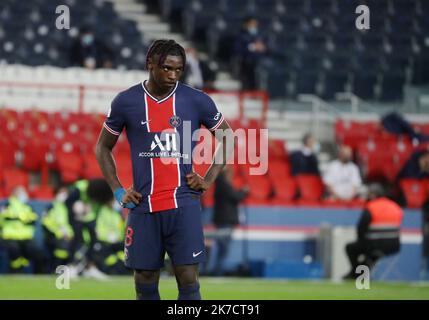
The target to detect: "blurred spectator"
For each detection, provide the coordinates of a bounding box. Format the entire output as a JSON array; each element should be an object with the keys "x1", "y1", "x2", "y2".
[
  {"x1": 381, "y1": 112, "x2": 429, "y2": 144},
  {"x1": 70, "y1": 26, "x2": 114, "y2": 69},
  {"x1": 211, "y1": 166, "x2": 249, "y2": 276},
  {"x1": 183, "y1": 47, "x2": 216, "y2": 90},
  {"x1": 343, "y1": 184, "x2": 403, "y2": 280},
  {"x1": 323, "y1": 145, "x2": 363, "y2": 200},
  {"x1": 396, "y1": 150, "x2": 429, "y2": 181},
  {"x1": 290, "y1": 133, "x2": 320, "y2": 176},
  {"x1": 0, "y1": 186, "x2": 47, "y2": 273},
  {"x1": 93, "y1": 201, "x2": 129, "y2": 275},
  {"x1": 65, "y1": 179, "x2": 113, "y2": 279},
  {"x1": 42, "y1": 185, "x2": 74, "y2": 272},
  {"x1": 234, "y1": 16, "x2": 267, "y2": 90}
]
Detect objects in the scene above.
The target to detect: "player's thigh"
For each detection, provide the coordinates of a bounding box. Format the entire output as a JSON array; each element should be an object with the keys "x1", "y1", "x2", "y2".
[
  {"x1": 125, "y1": 211, "x2": 165, "y2": 270},
  {"x1": 164, "y1": 204, "x2": 205, "y2": 266},
  {"x1": 134, "y1": 269, "x2": 161, "y2": 284}
]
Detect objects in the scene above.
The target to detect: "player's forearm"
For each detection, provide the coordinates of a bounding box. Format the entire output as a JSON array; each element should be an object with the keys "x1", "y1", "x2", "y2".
[
  {"x1": 95, "y1": 144, "x2": 122, "y2": 191},
  {"x1": 204, "y1": 134, "x2": 234, "y2": 185}
]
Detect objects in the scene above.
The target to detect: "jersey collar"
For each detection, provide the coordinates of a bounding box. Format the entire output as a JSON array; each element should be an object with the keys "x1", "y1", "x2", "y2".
[{"x1": 141, "y1": 80, "x2": 178, "y2": 104}]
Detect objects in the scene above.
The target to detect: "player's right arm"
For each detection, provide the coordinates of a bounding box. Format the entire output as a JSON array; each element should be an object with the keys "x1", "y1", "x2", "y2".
[{"x1": 96, "y1": 128, "x2": 142, "y2": 207}]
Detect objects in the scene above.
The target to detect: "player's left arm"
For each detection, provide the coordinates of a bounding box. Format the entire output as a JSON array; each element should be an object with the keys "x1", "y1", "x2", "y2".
[{"x1": 186, "y1": 119, "x2": 234, "y2": 192}]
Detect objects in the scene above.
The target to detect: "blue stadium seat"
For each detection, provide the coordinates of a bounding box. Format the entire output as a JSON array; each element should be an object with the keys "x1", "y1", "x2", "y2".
[{"x1": 352, "y1": 72, "x2": 378, "y2": 100}]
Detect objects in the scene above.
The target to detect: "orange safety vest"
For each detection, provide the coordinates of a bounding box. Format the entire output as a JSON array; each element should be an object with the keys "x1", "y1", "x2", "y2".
[{"x1": 365, "y1": 197, "x2": 403, "y2": 240}]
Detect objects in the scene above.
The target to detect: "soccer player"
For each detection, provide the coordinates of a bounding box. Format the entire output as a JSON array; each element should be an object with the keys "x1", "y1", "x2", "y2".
[{"x1": 96, "y1": 39, "x2": 232, "y2": 300}]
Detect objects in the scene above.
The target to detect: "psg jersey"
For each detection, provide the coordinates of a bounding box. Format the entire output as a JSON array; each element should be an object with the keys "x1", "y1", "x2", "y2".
[{"x1": 104, "y1": 81, "x2": 224, "y2": 213}]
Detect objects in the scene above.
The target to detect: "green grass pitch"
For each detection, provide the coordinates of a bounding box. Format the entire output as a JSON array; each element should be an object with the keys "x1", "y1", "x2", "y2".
[{"x1": 0, "y1": 276, "x2": 428, "y2": 300}]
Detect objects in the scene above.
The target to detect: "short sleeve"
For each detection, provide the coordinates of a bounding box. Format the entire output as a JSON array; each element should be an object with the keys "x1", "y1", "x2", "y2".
[
  {"x1": 103, "y1": 93, "x2": 125, "y2": 136},
  {"x1": 198, "y1": 92, "x2": 224, "y2": 131}
]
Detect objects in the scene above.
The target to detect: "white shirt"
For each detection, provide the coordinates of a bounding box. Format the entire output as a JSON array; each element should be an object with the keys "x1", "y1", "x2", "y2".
[{"x1": 323, "y1": 160, "x2": 362, "y2": 200}]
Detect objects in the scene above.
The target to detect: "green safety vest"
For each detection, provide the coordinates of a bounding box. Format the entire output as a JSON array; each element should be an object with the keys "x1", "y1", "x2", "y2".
[
  {"x1": 95, "y1": 205, "x2": 125, "y2": 244},
  {"x1": 0, "y1": 196, "x2": 38, "y2": 240},
  {"x1": 73, "y1": 180, "x2": 98, "y2": 223},
  {"x1": 42, "y1": 201, "x2": 74, "y2": 240}
]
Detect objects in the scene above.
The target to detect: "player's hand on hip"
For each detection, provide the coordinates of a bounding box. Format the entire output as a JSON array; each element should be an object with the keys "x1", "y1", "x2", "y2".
[
  {"x1": 186, "y1": 172, "x2": 209, "y2": 193},
  {"x1": 114, "y1": 187, "x2": 142, "y2": 209}
]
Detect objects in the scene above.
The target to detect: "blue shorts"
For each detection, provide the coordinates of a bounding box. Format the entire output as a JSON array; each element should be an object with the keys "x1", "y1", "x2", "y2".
[{"x1": 124, "y1": 203, "x2": 206, "y2": 270}]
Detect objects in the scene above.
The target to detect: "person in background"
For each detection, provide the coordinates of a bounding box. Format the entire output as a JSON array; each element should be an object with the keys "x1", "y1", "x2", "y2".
[
  {"x1": 93, "y1": 200, "x2": 129, "y2": 275},
  {"x1": 65, "y1": 179, "x2": 113, "y2": 279},
  {"x1": 234, "y1": 16, "x2": 267, "y2": 90},
  {"x1": 42, "y1": 185, "x2": 74, "y2": 272},
  {"x1": 0, "y1": 186, "x2": 47, "y2": 273},
  {"x1": 343, "y1": 184, "x2": 403, "y2": 280},
  {"x1": 183, "y1": 47, "x2": 216, "y2": 90},
  {"x1": 69, "y1": 26, "x2": 114, "y2": 69},
  {"x1": 396, "y1": 150, "x2": 429, "y2": 181},
  {"x1": 381, "y1": 112, "x2": 429, "y2": 144},
  {"x1": 323, "y1": 145, "x2": 363, "y2": 201},
  {"x1": 211, "y1": 166, "x2": 249, "y2": 276},
  {"x1": 290, "y1": 133, "x2": 320, "y2": 176}
]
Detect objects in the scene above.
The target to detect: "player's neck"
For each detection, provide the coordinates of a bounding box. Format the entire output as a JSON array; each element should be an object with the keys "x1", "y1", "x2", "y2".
[{"x1": 145, "y1": 79, "x2": 175, "y2": 101}]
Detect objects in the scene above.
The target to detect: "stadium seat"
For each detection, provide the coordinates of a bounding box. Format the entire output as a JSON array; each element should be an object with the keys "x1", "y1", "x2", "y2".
[
  {"x1": 270, "y1": 177, "x2": 297, "y2": 205},
  {"x1": 296, "y1": 174, "x2": 324, "y2": 205},
  {"x1": 29, "y1": 184, "x2": 54, "y2": 200},
  {"x1": 399, "y1": 179, "x2": 428, "y2": 209},
  {"x1": 82, "y1": 153, "x2": 104, "y2": 179},
  {"x1": 268, "y1": 139, "x2": 288, "y2": 162},
  {"x1": 3, "y1": 168, "x2": 29, "y2": 195},
  {"x1": 245, "y1": 175, "x2": 272, "y2": 205},
  {"x1": 55, "y1": 142, "x2": 83, "y2": 184}
]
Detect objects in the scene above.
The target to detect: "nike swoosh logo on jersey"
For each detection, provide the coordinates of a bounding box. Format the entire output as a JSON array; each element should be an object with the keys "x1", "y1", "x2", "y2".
[
  {"x1": 141, "y1": 119, "x2": 151, "y2": 125},
  {"x1": 192, "y1": 251, "x2": 203, "y2": 258}
]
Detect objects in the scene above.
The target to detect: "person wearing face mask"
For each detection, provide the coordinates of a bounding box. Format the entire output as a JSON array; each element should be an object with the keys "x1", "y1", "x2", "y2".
[
  {"x1": 0, "y1": 186, "x2": 47, "y2": 273},
  {"x1": 290, "y1": 133, "x2": 321, "y2": 176},
  {"x1": 234, "y1": 16, "x2": 267, "y2": 90},
  {"x1": 69, "y1": 26, "x2": 114, "y2": 69},
  {"x1": 42, "y1": 186, "x2": 74, "y2": 272},
  {"x1": 323, "y1": 145, "x2": 363, "y2": 201}
]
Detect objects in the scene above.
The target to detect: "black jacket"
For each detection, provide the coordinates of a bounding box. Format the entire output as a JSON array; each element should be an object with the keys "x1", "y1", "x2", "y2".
[{"x1": 213, "y1": 173, "x2": 248, "y2": 227}]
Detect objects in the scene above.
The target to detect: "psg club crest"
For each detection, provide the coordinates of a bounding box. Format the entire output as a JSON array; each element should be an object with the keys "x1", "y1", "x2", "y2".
[{"x1": 169, "y1": 115, "x2": 182, "y2": 128}]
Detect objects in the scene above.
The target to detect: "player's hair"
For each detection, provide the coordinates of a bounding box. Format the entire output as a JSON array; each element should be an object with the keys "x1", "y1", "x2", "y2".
[
  {"x1": 87, "y1": 178, "x2": 113, "y2": 205},
  {"x1": 145, "y1": 39, "x2": 186, "y2": 70}
]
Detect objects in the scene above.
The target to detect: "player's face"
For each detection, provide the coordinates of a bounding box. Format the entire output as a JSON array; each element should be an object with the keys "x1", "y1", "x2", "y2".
[{"x1": 151, "y1": 55, "x2": 184, "y2": 90}]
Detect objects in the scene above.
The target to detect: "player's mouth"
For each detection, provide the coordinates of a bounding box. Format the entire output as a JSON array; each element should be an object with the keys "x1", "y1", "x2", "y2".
[{"x1": 165, "y1": 81, "x2": 176, "y2": 87}]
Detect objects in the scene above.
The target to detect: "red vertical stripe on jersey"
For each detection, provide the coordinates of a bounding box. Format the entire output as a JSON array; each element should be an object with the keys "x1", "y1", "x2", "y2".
[{"x1": 146, "y1": 94, "x2": 180, "y2": 212}]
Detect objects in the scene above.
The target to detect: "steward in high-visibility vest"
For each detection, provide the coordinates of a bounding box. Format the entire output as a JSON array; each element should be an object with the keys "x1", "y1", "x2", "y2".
[
  {"x1": 65, "y1": 179, "x2": 114, "y2": 275},
  {"x1": 344, "y1": 184, "x2": 403, "y2": 280},
  {"x1": 93, "y1": 204, "x2": 129, "y2": 274},
  {"x1": 0, "y1": 187, "x2": 47, "y2": 273},
  {"x1": 42, "y1": 187, "x2": 74, "y2": 269}
]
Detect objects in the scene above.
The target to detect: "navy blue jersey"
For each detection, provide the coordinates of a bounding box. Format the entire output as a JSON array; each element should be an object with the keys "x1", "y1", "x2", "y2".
[{"x1": 104, "y1": 81, "x2": 224, "y2": 213}]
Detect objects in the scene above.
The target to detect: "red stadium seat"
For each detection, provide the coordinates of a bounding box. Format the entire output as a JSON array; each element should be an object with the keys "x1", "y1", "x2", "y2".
[
  {"x1": 56, "y1": 142, "x2": 83, "y2": 184},
  {"x1": 296, "y1": 174, "x2": 324, "y2": 205},
  {"x1": 267, "y1": 160, "x2": 291, "y2": 179},
  {"x1": 245, "y1": 174, "x2": 272, "y2": 205},
  {"x1": 399, "y1": 179, "x2": 428, "y2": 208},
  {"x1": 0, "y1": 136, "x2": 18, "y2": 168},
  {"x1": 29, "y1": 184, "x2": 54, "y2": 200},
  {"x1": 20, "y1": 141, "x2": 49, "y2": 171},
  {"x1": 3, "y1": 168, "x2": 29, "y2": 195},
  {"x1": 268, "y1": 139, "x2": 288, "y2": 162},
  {"x1": 116, "y1": 154, "x2": 133, "y2": 188},
  {"x1": 82, "y1": 153, "x2": 104, "y2": 179},
  {"x1": 357, "y1": 139, "x2": 385, "y2": 181},
  {"x1": 270, "y1": 177, "x2": 297, "y2": 205}
]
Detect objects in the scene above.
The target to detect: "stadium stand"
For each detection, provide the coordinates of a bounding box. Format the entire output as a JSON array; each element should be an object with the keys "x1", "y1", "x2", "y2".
[{"x1": 157, "y1": 0, "x2": 429, "y2": 101}]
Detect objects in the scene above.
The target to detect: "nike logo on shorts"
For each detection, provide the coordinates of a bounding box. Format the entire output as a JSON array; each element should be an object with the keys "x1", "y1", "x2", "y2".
[
  {"x1": 192, "y1": 251, "x2": 203, "y2": 258},
  {"x1": 141, "y1": 119, "x2": 151, "y2": 125}
]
